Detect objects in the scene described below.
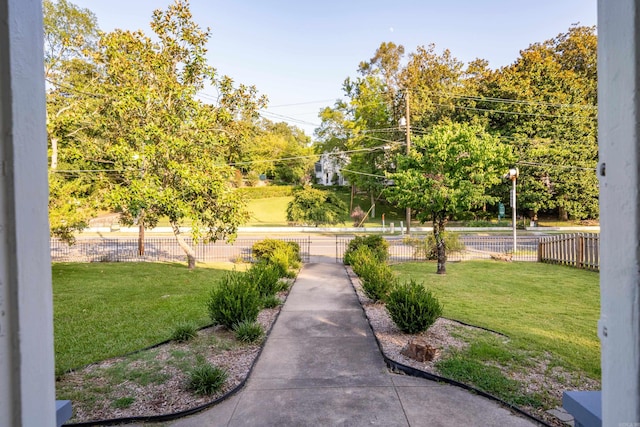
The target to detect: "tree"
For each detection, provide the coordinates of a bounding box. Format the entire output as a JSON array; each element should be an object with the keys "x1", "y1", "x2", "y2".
[
  {"x1": 385, "y1": 123, "x2": 513, "y2": 274},
  {"x1": 473, "y1": 26, "x2": 598, "y2": 220},
  {"x1": 44, "y1": 0, "x2": 102, "y2": 242},
  {"x1": 286, "y1": 186, "x2": 347, "y2": 226},
  {"x1": 246, "y1": 121, "x2": 315, "y2": 184},
  {"x1": 78, "y1": 0, "x2": 262, "y2": 268}
]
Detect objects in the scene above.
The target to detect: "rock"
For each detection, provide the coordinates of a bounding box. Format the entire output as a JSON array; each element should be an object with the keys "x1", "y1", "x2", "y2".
[{"x1": 401, "y1": 338, "x2": 441, "y2": 362}]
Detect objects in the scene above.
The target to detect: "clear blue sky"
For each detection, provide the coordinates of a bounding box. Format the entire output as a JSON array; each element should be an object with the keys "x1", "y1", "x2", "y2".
[{"x1": 69, "y1": 0, "x2": 597, "y2": 137}]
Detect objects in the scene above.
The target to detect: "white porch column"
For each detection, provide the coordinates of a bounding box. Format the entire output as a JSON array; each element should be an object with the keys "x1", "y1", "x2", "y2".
[
  {"x1": 598, "y1": 0, "x2": 640, "y2": 424},
  {"x1": 0, "y1": 0, "x2": 56, "y2": 426}
]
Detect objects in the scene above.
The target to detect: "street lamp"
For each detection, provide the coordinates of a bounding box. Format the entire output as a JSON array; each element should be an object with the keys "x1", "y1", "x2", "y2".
[{"x1": 504, "y1": 168, "x2": 519, "y2": 254}]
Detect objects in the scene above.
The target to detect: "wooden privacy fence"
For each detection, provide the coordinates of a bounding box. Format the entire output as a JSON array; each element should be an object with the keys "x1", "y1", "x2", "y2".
[
  {"x1": 51, "y1": 236, "x2": 311, "y2": 264},
  {"x1": 538, "y1": 233, "x2": 600, "y2": 271}
]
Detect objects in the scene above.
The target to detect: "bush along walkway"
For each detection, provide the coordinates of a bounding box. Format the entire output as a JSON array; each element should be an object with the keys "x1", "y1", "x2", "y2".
[{"x1": 169, "y1": 261, "x2": 538, "y2": 427}]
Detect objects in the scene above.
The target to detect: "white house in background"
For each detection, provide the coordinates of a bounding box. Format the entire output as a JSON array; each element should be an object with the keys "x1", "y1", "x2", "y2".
[{"x1": 314, "y1": 152, "x2": 349, "y2": 186}]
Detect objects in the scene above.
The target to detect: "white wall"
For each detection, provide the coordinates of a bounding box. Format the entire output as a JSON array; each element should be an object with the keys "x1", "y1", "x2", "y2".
[
  {"x1": 0, "y1": 0, "x2": 56, "y2": 425},
  {"x1": 598, "y1": 0, "x2": 640, "y2": 424}
]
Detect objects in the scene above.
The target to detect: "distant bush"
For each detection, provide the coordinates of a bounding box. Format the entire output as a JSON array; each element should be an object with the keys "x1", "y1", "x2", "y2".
[
  {"x1": 386, "y1": 280, "x2": 443, "y2": 334},
  {"x1": 403, "y1": 233, "x2": 465, "y2": 260},
  {"x1": 233, "y1": 320, "x2": 264, "y2": 343},
  {"x1": 286, "y1": 186, "x2": 347, "y2": 226},
  {"x1": 252, "y1": 239, "x2": 300, "y2": 275},
  {"x1": 207, "y1": 272, "x2": 261, "y2": 329},
  {"x1": 343, "y1": 235, "x2": 389, "y2": 265},
  {"x1": 188, "y1": 363, "x2": 227, "y2": 395},
  {"x1": 237, "y1": 185, "x2": 294, "y2": 199}
]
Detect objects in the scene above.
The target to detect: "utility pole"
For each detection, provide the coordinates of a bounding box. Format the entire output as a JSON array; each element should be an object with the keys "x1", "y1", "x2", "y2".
[{"x1": 405, "y1": 91, "x2": 411, "y2": 235}]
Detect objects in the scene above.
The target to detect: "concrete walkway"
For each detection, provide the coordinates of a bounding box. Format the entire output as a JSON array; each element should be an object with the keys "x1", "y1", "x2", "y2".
[{"x1": 170, "y1": 262, "x2": 538, "y2": 427}]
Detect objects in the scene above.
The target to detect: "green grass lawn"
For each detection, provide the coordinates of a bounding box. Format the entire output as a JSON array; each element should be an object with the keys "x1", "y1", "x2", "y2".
[
  {"x1": 243, "y1": 188, "x2": 409, "y2": 228},
  {"x1": 245, "y1": 196, "x2": 291, "y2": 226},
  {"x1": 53, "y1": 262, "x2": 240, "y2": 375},
  {"x1": 392, "y1": 261, "x2": 601, "y2": 379}
]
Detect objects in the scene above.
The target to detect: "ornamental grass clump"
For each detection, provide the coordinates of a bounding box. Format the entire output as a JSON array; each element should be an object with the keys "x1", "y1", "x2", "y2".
[
  {"x1": 207, "y1": 272, "x2": 261, "y2": 329},
  {"x1": 170, "y1": 322, "x2": 197, "y2": 342},
  {"x1": 386, "y1": 279, "x2": 443, "y2": 334},
  {"x1": 233, "y1": 320, "x2": 264, "y2": 343},
  {"x1": 187, "y1": 362, "x2": 228, "y2": 396}
]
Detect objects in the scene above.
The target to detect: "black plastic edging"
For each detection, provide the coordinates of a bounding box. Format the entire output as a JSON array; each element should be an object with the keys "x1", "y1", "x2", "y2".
[
  {"x1": 343, "y1": 265, "x2": 552, "y2": 427},
  {"x1": 440, "y1": 316, "x2": 510, "y2": 338},
  {"x1": 63, "y1": 274, "x2": 297, "y2": 426}
]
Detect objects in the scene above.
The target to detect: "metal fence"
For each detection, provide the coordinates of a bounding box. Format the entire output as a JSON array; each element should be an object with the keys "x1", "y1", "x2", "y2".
[
  {"x1": 538, "y1": 233, "x2": 600, "y2": 271},
  {"x1": 51, "y1": 236, "x2": 311, "y2": 263},
  {"x1": 335, "y1": 234, "x2": 541, "y2": 263}
]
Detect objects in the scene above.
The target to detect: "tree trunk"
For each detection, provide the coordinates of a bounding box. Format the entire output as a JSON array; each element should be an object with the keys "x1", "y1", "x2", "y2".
[
  {"x1": 138, "y1": 220, "x2": 145, "y2": 256},
  {"x1": 51, "y1": 137, "x2": 58, "y2": 169},
  {"x1": 171, "y1": 222, "x2": 197, "y2": 269},
  {"x1": 433, "y1": 215, "x2": 447, "y2": 275},
  {"x1": 370, "y1": 191, "x2": 375, "y2": 218},
  {"x1": 558, "y1": 205, "x2": 569, "y2": 221},
  {"x1": 350, "y1": 185, "x2": 355, "y2": 213}
]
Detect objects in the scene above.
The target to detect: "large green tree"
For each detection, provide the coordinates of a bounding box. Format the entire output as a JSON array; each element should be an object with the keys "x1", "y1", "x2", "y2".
[
  {"x1": 474, "y1": 26, "x2": 598, "y2": 220},
  {"x1": 92, "y1": 0, "x2": 263, "y2": 268},
  {"x1": 245, "y1": 121, "x2": 315, "y2": 184},
  {"x1": 46, "y1": 0, "x2": 265, "y2": 267},
  {"x1": 385, "y1": 123, "x2": 513, "y2": 274},
  {"x1": 44, "y1": 0, "x2": 103, "y2": 242}
]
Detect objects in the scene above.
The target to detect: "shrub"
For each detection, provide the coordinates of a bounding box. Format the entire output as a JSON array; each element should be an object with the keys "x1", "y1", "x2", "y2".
[
  {"x1": 286, "y1": 186, "x2": 347, "y2": 226},
  {"x1": 171, "y1": 322, "x2": 197, "y2": 342},
  {"x1": 349, "y1": 246, "x2": 395, "y2": 302},
  {"x1": 245, "y1": 261, "x2": 283, "y2": 297},
  {"x1": 343, "y1": 235, "x2": 389, "y2": 265},
  {"x1": 233, "y1": 321, "x2": 264, "y2": 343},
  {"x1": 207, "y1": 272, "x2": 261, "y2": 329},
  {"x1": 269, "y1": 246, "x2": 298, "y2": 277},
  {"x1": 187, "y1": 363, "x2": 228, "y2": 395},
  {"x1": 359, "y1": 262, "x2": 397, "y2": 303},
  {"x1": 386, "y1": 280, "x2": 443, "y2": 334},
  {"x1": 403, "y1": 233, "x2": 465, "y2": 260},
  {"x1": 261, "y1": 294, "x2": 282, "y2": 309},
  {"x1": 252, "y1": 239, "x2": 301, "y2": 273}
]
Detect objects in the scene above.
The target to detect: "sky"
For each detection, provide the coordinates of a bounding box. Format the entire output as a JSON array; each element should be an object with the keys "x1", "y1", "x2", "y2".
[{"x1": 69, "y1": 0, "x2": 597, "y2": 138}]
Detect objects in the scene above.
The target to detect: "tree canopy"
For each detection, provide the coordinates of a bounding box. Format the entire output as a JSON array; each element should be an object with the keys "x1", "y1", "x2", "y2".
[
  {"x1": 315, "y1": 26, "x2": 598, "y2": 222},
  {"x1": 44, "y1": 0, "x2": 275, "y2": 268},
  {"x1": 385, "y1": 123, "x2": 513, "y2": 274}
]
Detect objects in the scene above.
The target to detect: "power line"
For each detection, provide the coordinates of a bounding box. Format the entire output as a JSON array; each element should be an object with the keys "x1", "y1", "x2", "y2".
[
  {"x1": 268, "y1": 99, "x2": 337, "y2": 108},
  {"x1": 259, "y1": 110, "x2": 321, "y2": 127},
  {"x1": 417, "y1": 89, "x2": 597, "y2": 110},
  {"x1": 431, "y1": 102, "x2": 596, "y2": 120},
  {"x1": 341, "y1": 169, "x2": 387, "y2": 179},
  {"x1": 517, "y1": 161, "x2": 596, "y2": 171},
  {"x1": 50, "y1": 168, "x2": 141, "y2": 173}
]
